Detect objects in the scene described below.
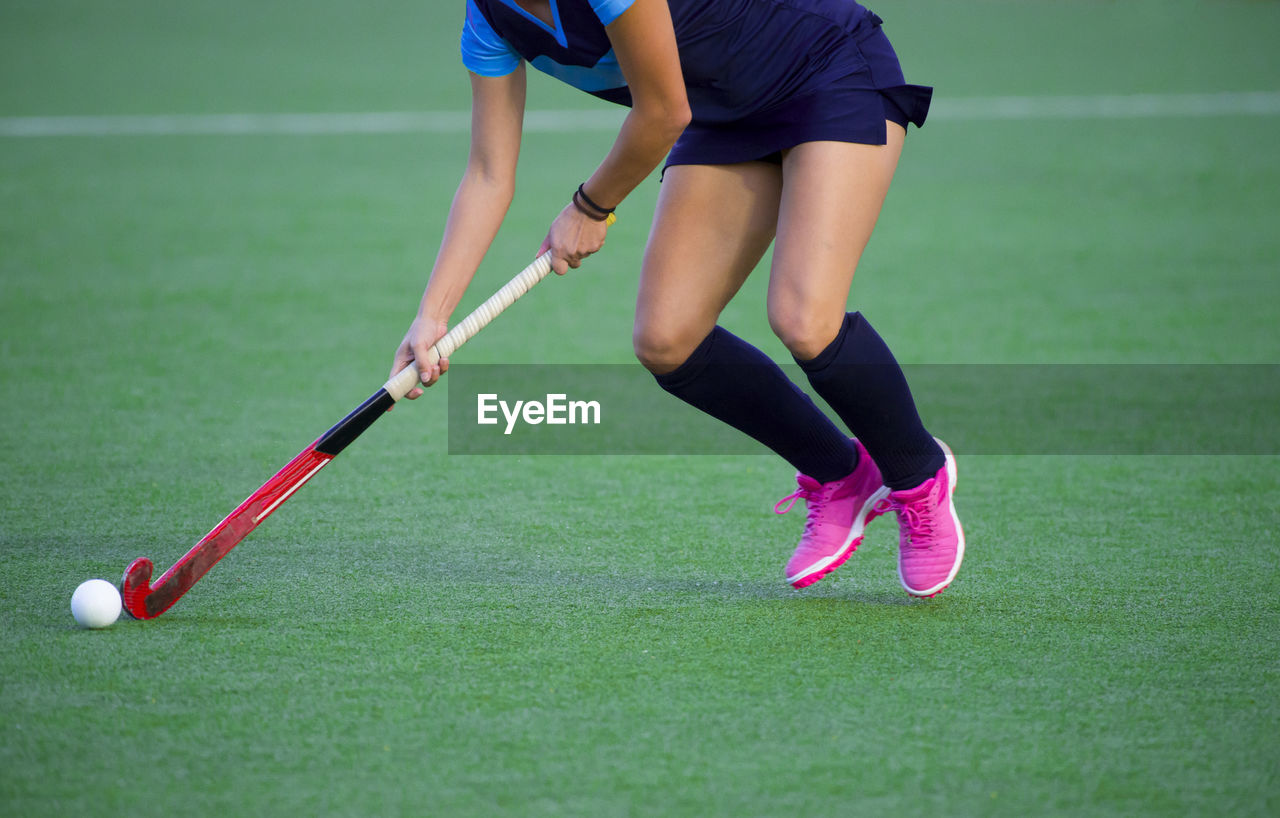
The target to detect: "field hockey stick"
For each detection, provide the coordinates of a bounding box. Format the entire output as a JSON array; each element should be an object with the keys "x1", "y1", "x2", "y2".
[{"x1": 120, "y1": 236, "x2": 603, "y2": 620}]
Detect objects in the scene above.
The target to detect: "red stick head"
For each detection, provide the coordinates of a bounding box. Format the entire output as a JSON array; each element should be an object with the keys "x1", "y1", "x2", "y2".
[{"x1": 120, "y1": 558, "x2": 155, "y2": 619}]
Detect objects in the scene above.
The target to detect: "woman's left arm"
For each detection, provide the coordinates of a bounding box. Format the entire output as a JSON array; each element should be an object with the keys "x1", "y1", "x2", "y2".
[{"x1": 539, "y1": 0, "x2": 691, "y2": 273}]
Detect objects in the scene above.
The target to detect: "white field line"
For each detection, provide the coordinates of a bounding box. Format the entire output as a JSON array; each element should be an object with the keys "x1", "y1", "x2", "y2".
[
  {"x1": 1, "y1": 92, "x2": 1277, "y2": 137},
  {"x1": 933, "y1": 91, "x2": 1280, "y2": 120}
]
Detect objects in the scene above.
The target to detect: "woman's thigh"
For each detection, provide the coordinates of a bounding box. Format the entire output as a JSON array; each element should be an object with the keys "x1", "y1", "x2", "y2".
[
  {"x1": 767, "y1": 123, "x2": 906, "y2": 359},
  {"x1": 635, "y1": 161, "x2": 783, "y2": 373}
]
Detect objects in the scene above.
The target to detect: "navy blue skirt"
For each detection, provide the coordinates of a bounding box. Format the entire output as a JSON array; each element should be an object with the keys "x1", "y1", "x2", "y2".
[{"x1": 666, "y1": 15, "x2": 932, "y2": 169}]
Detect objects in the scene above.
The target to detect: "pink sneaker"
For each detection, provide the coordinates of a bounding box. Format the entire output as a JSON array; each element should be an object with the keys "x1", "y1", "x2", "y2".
[
  {"x1": 775, "y1": 439, "x2": 890, "y2": 589},
  {"x1": 876, "y1": 438, "x2": 965, "y2": 598}
]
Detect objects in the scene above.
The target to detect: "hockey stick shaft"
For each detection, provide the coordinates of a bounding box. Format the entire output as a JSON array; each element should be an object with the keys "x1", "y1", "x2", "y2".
[{"x1": 122, "y1": 250, "x2": 562, "y2": 619}]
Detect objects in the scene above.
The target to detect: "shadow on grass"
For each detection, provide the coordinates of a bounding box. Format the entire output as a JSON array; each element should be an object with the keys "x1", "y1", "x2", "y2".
[{"x1": 430, "y1": 561, "x2": 944, "y2": 610}]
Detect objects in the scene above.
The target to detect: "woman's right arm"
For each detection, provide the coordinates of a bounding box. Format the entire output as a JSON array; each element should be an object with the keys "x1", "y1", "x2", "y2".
[{"x1": 390, "y1": 66, "x2": 528, "y2": 398}]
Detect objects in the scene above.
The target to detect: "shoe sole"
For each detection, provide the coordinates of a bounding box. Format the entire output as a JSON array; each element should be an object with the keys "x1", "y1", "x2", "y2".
[
  {"x1": 901, "y1": 437, "x2": 965, "y2": 598},
  {"x1": 788, "y1": 486, "x2": 890, "y2": 589}
]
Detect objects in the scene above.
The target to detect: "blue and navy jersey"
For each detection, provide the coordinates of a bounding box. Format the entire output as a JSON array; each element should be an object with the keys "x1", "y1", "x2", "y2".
[{"x1": 461, "y1": 0, "x2": 886, "y2": 124}]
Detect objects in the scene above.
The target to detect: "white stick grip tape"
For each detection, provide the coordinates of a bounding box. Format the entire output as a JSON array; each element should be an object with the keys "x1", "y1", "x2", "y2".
[{"x1": 382, "y1": 252, "x2": 554, "y2": 401}]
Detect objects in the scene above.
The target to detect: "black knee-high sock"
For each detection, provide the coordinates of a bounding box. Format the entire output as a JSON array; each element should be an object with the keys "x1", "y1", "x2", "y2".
[
  {"x1": 653, "y1": 326, "x2": 857, "y2": 482},
  {"x1": 797, "y1": 312, "x2": 944, "y2": 490}
]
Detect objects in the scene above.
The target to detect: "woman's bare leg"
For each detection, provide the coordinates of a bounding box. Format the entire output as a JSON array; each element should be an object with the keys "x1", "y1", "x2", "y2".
[
  {"x1": 636, "y1": 160, "x2": 859, "y2": 484},
  {"x1": 634, "y1": 162, "x2": 781, "y2": 373},
  {"x1": 767, "y1": 126, "x2": 905, "y2": 359}
]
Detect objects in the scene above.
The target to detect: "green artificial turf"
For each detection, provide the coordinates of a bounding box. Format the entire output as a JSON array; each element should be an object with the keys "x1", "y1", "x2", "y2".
[{"x1": 2, "y1": 1, "x2": 1279, "y2": 815}]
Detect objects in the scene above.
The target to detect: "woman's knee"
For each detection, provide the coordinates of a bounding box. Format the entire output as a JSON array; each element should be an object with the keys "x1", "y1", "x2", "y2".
[
  {"x1": 633, "y1": 322, "x2": 705, "y2": 375},
  {"x1": 767, "y1": 303, "x2": 844, "y2": 361}
]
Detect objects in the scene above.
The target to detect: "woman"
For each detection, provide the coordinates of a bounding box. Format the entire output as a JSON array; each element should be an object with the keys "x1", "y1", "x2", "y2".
[{"x1": 390, "y1": 0, "x2": 964, "y2": 597}]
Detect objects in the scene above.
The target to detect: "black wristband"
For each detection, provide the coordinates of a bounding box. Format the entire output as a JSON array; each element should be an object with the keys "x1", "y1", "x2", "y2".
[
  {"x1": 572, "y1": 188, "x2": 610, "y2": 222},
  {"x1": 576, "y1": 183, "x2": 615, "y2": 217}
]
